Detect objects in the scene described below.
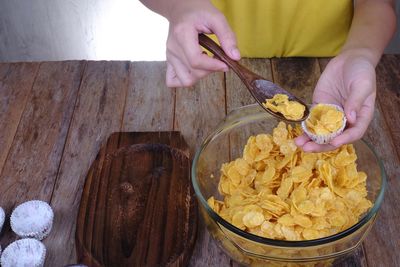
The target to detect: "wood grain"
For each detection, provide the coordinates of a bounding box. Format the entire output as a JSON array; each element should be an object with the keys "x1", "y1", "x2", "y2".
[
  {"x1": 0, "y1": 58, "x2": 398, "y2": 266},
  {"x1": 76, "y1": 132, "x2": 197, "y2": 267},
  {"x1": 174, "y1": 73, "x2": 231, "y2": 267},
  {"x1": 375, "y1": 55, "x2": 400, "y2": 159},
  {"x1": 46, "y1": 61, "x2": 130, "y2": 266},
  {"x1": 361, "y1": 56, "x2": 400, "y2": 267},
  {"x1": 0, "y1": 61, "x2": 85, "y2": 248},
  {"x1": 174, "y1": 73, "x2": 227, "y2": 156},
  {"x1": 332, "y1": 246, "x2": 368, "y2": 267},
  {"x1": 122, "y1": 62, "x2": 175, "y2": 131},
  {"x1": 0, "y1": 62, "x2": 39, "y2": 172},
  {"x1": 225, "y1": 58, "x2": 272, "y2": 112},
  {"x1": 271, "y1": 58, "x2": 320, "y2": 104}
]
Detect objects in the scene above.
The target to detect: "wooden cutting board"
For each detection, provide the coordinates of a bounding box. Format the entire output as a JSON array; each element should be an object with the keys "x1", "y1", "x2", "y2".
[{"x1": 76, "y1": 132, "x2": 198, "y2": 267}]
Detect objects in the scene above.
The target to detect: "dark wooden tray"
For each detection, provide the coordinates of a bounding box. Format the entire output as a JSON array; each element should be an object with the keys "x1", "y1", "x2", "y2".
[{"x1": 76, "y1": 132, "x2": 198, "y2": 267}]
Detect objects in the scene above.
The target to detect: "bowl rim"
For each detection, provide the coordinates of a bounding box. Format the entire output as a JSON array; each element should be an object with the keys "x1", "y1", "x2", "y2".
[{"x1": 191, "y1": 105, "x2": 387, "y2": 248}]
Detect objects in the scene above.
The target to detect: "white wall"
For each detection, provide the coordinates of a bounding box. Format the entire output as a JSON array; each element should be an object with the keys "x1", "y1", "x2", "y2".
[
  {"x1": 0, "y1": 0, "x2": 398, "y2": 62},
  {"x1": 0, "y1": 0, "x2": 168, "y2": 61}
]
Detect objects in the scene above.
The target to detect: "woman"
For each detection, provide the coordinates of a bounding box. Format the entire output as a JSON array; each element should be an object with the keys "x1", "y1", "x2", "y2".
[{"x1": 140, "y1": 0, "x2": 396, "y2": 152}]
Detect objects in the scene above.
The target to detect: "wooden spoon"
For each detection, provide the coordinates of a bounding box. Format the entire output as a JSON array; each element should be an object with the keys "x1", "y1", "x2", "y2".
[{"x1": 198, "y1": 33, "x2": 309, "y2": 122}]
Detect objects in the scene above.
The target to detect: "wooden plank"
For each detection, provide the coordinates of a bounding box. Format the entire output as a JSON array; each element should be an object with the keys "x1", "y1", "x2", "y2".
[
  {"x1": 361, "y1": 55, "x2": 400, "y2": 267},
  {"x1": 332, "y1": 246, "x2": 368, "y2": 267},
  {"x1": 76, "y1": 132, "x2": 196, "y2": 267},
  {"x1": 271, "y1": 58, "x2": 320, "y2": 104},
  {"x1": 0, "y1": 61, "x2": 85, "y2": 247},
  {"x1": 174, "y1": 73, "x2": 227, "y2": 156},
  {"x1": 225, "y1": 58, "x2": 272, "y2": 112},
  {"x1": 0, "y1": 62, "x2": 39, "y2": 173},
  {"x1": 45, "y1": 61, "x2": 130, "y2": 266},
  {"x1": 375, "y1": 55, "x2": 400, "y2": 159},
  {"x1": 174, "y1": 73, "x2": 231, "y2": 267},
  {"x1": 122, "y1": 62, "x2": 175, "y2": 131}
]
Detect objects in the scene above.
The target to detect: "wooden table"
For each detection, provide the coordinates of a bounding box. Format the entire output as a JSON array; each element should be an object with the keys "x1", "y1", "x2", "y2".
[{"x1": 0, "y1": 56, "x2": 399, "y2": 267}]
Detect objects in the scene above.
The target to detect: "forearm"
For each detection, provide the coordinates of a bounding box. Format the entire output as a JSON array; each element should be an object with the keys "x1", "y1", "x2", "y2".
[
  {"x1": 139, "y1": 0, "x2": 210, "y2": 20},
  {"x1": 341, "y1": 0, "x2": 396, "y2": 66},
  {"x1": 139, "y1": 0, "x2": 175, "y2": 18}
]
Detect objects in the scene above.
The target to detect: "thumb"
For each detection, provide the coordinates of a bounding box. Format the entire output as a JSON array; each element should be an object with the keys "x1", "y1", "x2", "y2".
[
  {"x1": 209, "y1": 15, "x2": 240, "y2": 60},
  {"x1": 344, "y1": 80, "x2": 374, "y2": 124}
]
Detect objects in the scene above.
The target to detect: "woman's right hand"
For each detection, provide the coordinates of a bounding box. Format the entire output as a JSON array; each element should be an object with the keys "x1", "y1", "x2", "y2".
[{"x1": 164, "y1": 0, "x2": 240, "y2": 87}]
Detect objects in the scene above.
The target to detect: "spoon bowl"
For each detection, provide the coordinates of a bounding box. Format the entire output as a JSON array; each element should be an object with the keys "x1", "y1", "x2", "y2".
[{"x1": 198, "y1": 34, "x2": 309, "y2": 122}]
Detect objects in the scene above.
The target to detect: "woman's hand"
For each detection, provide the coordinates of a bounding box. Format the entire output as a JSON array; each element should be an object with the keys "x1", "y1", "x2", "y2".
[
  {"x1": 164, "y1": 0, "x2": 240, "y2": 87},
  {"x1": 295, "y1": 49, "x2": 377, "y2": 152}
]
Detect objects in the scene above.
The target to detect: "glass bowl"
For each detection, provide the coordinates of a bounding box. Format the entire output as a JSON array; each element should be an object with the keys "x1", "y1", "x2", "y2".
[{"x1": 191, "y1": 104, "x2": 386, "y2": 266}]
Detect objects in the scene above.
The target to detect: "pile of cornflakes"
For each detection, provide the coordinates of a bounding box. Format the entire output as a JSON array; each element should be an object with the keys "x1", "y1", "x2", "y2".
[
  {"x1": 263, "y1": 94, "x2": 305, "y2": 120},
  {"x1": 208, "y1": 122, "x2": 371, "y2": 241},
  {"x1": 305, "y1": 104, "x2": 344, "y2": 135}
]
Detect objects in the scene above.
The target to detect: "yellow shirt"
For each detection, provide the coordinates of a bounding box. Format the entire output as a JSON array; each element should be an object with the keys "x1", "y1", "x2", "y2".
[{"x1": 210, "y1": 0, "x2": 353, "y2": 58}]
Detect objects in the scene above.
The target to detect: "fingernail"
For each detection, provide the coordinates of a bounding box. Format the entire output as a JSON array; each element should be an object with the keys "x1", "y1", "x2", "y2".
[{"x1": 231, "y1": 48, "x2": 240, "y2": 59}]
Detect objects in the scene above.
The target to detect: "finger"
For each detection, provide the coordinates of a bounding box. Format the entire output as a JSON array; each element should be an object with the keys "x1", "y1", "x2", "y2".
[
  {"x1": 302, "y1": 141, "x2": 337, "y2": 153},
  {"x1": 330, "y1": 127, "x2": 364, "y2": 147},
  {"x1": 166, "y1": 66, "x2": 211, "y2": 87},
  {"x1": 167, "y1": 54, "x2": 196, "y2": 87},
  {"x1": 344, "y1": 78, "x2": 375, "y2": 124},
  {"x1": 208, "y1": 14, "x2": 240, "y2": 60},
  {"x1": 168, "y1": 53, "x2": 215, "y2": 87},
  {"x1": 294, "y1": 134, "x2": 310, "y2": 147},
  {"x1": 330, "y1": 104, "x2": 374, "y2": 146},
  {"x1": 193, "y1": 68, "x2": 214, "y2": 79},
  {"x1": 166, "y1": 62, "x2": 182, "y2": 88},
  {"x1": 176, "y1": 28, "x2": 228, "y2": 72}
]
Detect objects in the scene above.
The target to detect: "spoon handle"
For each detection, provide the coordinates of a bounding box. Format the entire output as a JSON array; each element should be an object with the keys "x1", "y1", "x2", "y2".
[{"x1": 198, "y1": 34, "x2": 262, "y2": 84}]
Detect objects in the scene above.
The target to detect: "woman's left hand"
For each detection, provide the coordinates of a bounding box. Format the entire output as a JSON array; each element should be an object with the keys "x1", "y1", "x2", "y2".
[{"x1": 295, "y1": 49, "x2": 377, "y2": 152}]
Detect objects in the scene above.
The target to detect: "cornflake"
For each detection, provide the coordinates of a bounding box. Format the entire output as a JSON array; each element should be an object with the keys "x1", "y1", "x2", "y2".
[
  {"x1": 208, "y1": 122, "x2": 372, "y2": 241},
  {"x1": 306, "y1": 104, "x2": 344, "y2": 135},
  {"x1": 263, "y1": 94, "x2": 305, "y2": 120}
]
